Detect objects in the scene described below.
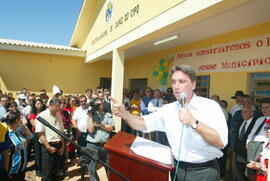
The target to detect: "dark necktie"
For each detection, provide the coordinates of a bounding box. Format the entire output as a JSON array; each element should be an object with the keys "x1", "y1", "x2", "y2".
[
  {"x1": 239, "y1": 121, "x2": 247, "y2": 140},
  {"x1": 156, "y1": 100, "x2": 159, "y2": 107}
]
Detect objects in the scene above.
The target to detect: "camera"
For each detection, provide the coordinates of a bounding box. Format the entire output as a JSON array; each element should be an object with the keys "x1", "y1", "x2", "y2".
[{"x1": 88, "y1": 102, "x2": 101, "y2": 113}]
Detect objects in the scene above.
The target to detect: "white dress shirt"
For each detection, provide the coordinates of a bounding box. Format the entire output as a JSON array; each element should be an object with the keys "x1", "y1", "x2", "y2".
[
  {"x1": 35, "y1": 109, "x2": 64, "y2": 142},
  {"x1": 143, "y1": 94, "x2": 228, "y2": 163},
  {"x1": 238, "y1": 117, "x2": 253, "y2": 138},
  {"x1": 72, "y1": 106, "x2": 90, "y2": 133},
  {"x1": 148, "y1": 98, "x2": 163, "y2": 113},
  {"x1": 21, "y1": 105, "x2": 32, "y2": 124},
  {"x1": 247, "y1": 116, "x2": 270, "y2": 144}
]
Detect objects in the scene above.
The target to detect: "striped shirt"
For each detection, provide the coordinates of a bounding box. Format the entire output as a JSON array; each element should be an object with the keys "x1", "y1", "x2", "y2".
[{"x1": 8, "y1": 129, "x2": 27, "y2": 174}]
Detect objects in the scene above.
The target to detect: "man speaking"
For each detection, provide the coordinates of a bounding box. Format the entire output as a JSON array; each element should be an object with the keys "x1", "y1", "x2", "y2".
[{"x1": 111, "y1": 65, "x2": 228, "y2": 181}]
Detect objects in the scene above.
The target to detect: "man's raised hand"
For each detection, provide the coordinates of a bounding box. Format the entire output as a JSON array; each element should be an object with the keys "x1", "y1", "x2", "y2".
[{"x1": 110, "y1": 97, "x2": 128, "y2": 118}]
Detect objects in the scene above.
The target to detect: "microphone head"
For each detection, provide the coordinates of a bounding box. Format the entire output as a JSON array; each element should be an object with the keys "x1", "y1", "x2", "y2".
[
  {"x1": 180, "y1": 92, "x2": 187, "y2": 99},
  {"x1": 178, "y1": 92, "x2": 187, "y2": 107}
]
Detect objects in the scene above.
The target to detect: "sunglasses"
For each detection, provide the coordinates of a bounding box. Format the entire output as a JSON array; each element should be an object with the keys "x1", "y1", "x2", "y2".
[{"x1": 80, "y1": 100, "x2": 87, "y2": 103}]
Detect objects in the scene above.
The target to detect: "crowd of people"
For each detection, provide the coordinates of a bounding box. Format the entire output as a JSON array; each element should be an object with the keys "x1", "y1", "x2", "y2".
[
  {"x1": 0, "y1": 86, "x2": 175, "y2": 181},
  {"x1": 0, "y1": 65, "x2": 269, "y2": 181},
  {"x1": 210, "y1": 91, "x2": 270, "y2": 181}
]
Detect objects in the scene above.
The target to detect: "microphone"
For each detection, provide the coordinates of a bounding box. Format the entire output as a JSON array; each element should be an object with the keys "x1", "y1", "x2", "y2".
[{"x1": 178, "y1": 92, "x2": 187, "y2": 108}]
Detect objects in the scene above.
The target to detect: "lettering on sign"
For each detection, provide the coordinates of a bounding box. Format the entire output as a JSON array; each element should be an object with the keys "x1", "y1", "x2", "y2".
[
  {"x1": 174, "y1": 35, "x2": 270, "y2": 72},
  {"x1": 92, "y1": 4, "x2": 140, "y2": 45}
]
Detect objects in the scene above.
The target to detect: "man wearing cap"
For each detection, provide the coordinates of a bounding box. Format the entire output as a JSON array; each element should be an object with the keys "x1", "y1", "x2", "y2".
[
  {"x1": 230, "y1": 90, "x2": 244, "y2": 117},
  {"x1": 17, "y1": 94, "x2": 28, "y2": 112}
]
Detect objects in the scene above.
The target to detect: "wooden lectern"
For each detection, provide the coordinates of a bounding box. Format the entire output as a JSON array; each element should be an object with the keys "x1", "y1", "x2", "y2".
[{"x1": 104, "y1": 131, "x2": 173, "y2": 181}]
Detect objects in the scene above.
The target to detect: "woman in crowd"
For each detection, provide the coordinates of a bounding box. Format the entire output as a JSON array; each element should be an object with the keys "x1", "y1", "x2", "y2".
[
  {"x1": 128, "y1": 91, "x2": 141, "y2": 135},
  {"x1": 65, "y1": 96, "x2": 78, "y2": 118},
  {"x1": 130, "y1": 91, "x2": 141, "y2": 116},
  {"x1": 5, "y1": 102, "x2": 32, "y2": 144},
  {"x1": 6, "y1": 110, "x2": 28, "y2": 181},
  {"x1": 7, "y1": 92, "x2": 15, "y2": 102},
  {"x1": 29, "y1": 99, "x2": 46, "y2": 132},
  {"x1": 59, "y1": 96, "x2": 72, "y2": 133},
  {"x1": 28, "y1": 99, "x2": 46, "y2": 177}
]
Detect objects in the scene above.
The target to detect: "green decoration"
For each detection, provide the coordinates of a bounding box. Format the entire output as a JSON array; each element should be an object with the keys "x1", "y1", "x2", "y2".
[
  {"x1": 159, "y1": 59, "x2": 165, "y2": 65},
  {"x1": 159, "y1": 65, "x2": 165, "y2": 71},
  {"x1": 160, "y1": 78, "x2": 167, "y2": 85},
  {"x1": 153, "y1": 71, "x2": 158, "y2": 76},
  {"x1": 163, "y1": 72, "x2": 168, "y2": 77},
  {"x1": 164, "y1": 65, "x2": 169, "y2": 72}
]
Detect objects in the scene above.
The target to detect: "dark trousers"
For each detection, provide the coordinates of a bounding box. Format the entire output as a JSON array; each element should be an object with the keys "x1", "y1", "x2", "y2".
[
  {"x1": 217, "y1": 145, "x2": 228, "y2": 177},
  {"x1": 41, "y1": 143, "x2": 62, "y2": 181},
  {"x1": 9, "y1": 172, "x2": 25, "y2": 181},
  {"x1": 77, "y1": 133, "x2": 87, "y2": 165},
  {"x1": 86, "y1": 142, "x2": 109, "y2": 181},
  {"x1": 0, "y1": 170, "x2": 10, "y2": 181},
  {"x1": 0, "y1": 169, "x2": 24, "y2": 181},
  {"x1": 33, "y1": 133, "x2": 42, "y2": 175},
  {"x1": 233, "y1": 156, "x2": 248, "y2": 181},
  {"x1": 171, "y1": 160, "x2": 220, "y2": 181}
]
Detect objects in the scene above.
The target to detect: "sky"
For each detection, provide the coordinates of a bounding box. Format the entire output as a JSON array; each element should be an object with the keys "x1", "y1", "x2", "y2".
[{"x1": 0, "y1": 0, "x2": 83, "y2": 46}]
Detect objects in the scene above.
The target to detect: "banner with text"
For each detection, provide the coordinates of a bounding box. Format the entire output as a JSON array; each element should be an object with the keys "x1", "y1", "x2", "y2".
[{"x1": 174, "y1": 34, "x2": 270, "y2": 72}]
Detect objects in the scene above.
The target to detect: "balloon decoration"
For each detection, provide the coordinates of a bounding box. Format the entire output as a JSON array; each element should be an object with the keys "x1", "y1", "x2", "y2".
[
  {"x1": 152, "y1": 71, "x2": 158, "y2": 76},
  {"x1": 152, "y1": 58, "x2": 169, "y2": 85}
]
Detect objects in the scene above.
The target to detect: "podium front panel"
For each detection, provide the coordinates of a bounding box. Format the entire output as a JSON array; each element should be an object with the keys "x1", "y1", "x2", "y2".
[{"x1": 105, "y1": 131, "x2": 173, "y2": 181}]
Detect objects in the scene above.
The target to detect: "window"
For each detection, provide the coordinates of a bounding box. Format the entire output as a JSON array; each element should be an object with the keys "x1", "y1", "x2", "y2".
[
  {"x1": 130, "y1": 78, "x2": 148, "y2": 91},
  {"x1": 100, "y1": 77, "x2": 111, "y2": 89},
  {"x1": 249, "y1": 72, "x2": 270, "y2": 105},
  {"x1": 195, "y1": 75, "x2": 210, "y2": 98}
]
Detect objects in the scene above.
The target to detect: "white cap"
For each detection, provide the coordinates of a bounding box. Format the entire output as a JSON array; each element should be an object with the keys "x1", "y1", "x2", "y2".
[
  {"x1": 52, "y1": 85, "x2": 61, "y2": 95},
  {"x1": 18, "y1": 94, "x2": 27, "y2": 99}
]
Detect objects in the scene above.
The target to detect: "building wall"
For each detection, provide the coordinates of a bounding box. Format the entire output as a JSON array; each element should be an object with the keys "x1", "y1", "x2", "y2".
[
  {"x1": 0, "y1": 50, "x2": 111, "y2": 94},
  {"x1": 81, "y1": 0, "x2": 185, "y2": 54},
  {"x1": 124, "y1": 22, "x2": 270, "y2": 108},
  {"x1": 1, "y1": 22, "x2": 269, "y2": 109}
]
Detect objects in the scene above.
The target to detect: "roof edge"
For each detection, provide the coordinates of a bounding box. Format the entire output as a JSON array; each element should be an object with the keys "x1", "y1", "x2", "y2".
[
  {"x1": 69, "y1": 0, "x2": 87, "y2": 47},
  {"x1": 0, "y1": 39, "x2": 86, "y2": 57}
]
